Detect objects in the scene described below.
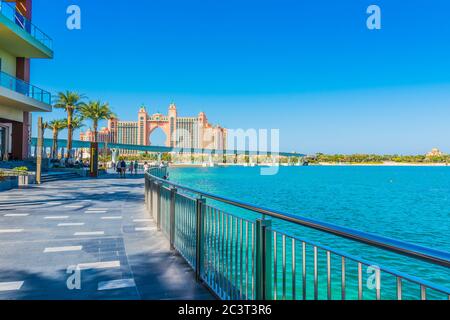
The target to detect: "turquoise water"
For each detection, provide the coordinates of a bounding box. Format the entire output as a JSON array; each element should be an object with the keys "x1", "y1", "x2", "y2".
[{"x1": 170, "y1": 166, "x2": 450, "y2": 299}]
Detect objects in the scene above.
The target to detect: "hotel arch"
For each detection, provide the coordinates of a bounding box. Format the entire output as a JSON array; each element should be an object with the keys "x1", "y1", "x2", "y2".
[{"x1": 81, "y1": 104, "x2": 227, "y2": 155}]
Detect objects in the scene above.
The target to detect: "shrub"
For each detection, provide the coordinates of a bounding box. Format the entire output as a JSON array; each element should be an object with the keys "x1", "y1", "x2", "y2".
[{"x1": 12, "y1": 166, "x2": 28, "y2": 176}]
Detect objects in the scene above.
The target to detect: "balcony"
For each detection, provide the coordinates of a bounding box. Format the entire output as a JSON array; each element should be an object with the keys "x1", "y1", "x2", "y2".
[
  {"x1": 0, "y1": 0, "x2": 53, "y2": 58},
  {"x1": 0, "y1": 70, "x2": 51, "y2": 112}
]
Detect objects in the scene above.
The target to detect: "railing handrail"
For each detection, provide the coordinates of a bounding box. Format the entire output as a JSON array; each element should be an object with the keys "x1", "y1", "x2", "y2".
[
  {"x1": 0, "y1": 0, "x2": 53, "y2": 50},
  {"x1": 146, "y1": 167, "x2": 450, "y2": 268},
  {"x1": 30, "y1": 137, "x2": 306, "y2": 157},
  {"x1": 0, "y1": 70, "x2": 51, "y2": 104}
]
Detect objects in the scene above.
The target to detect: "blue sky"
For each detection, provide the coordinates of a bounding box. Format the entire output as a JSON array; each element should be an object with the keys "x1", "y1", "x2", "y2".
[{"x1": 30, "y1": 0, "x2": 450, "y2": 154}]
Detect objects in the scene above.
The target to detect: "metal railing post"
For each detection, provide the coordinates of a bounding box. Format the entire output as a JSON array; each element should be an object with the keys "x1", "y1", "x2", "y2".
[
  {"x1": 255, "y1": 218, "x2": 273, "y2": 300},
  {"x1": 169, "y1": 187, "x2": 177, "y2": 250},
  {"x1": 148, "y1": 178, "x2": 153, "y2": 214},
  {"x1": 144, "y1": 177, "x2": 148, "y2": 206},
  {"x1": 156, "y1": 181, "x2": 162, "y2": 231},
  {"x1": 152, "y1": 180, "x2": 158, "y2": 220},
  {"x1": 145, "y1": 177, "x2": 149, "y2": 212},
  {"x1": 195, "y1": 197, "x2": 206, "y2": 282}
]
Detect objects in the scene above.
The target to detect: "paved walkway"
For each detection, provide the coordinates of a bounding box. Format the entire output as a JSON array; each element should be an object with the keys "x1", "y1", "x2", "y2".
[{"x1": 0, "y1": 173, "x2": 213, "y2": 300}]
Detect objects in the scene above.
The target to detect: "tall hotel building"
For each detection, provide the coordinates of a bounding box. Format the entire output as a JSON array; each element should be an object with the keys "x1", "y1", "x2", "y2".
[
  {"x1": 0, "y1": 0, "x2": 53, "y2": 160},
  {"x1": 81, "y1": 104, "x2": 227, "y2": 154}
]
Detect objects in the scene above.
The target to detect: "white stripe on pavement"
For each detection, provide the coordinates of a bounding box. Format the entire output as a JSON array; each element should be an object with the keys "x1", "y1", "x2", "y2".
[
  {"x1": 58, "y1": 223, "x2": 85, "y2": 227},
  {"x1": 98, "y1": 279, "x2": 136, "y2": 291},
  {"x1": 44, "y1": 216, "x2": 69, "y2": 220},
  {"x1": 74, "y1": 231, "x2": 105, "y2": 236},
  {"x1": 0, "y1": 229, "x2": 24, "y2": 234},
  {"x1": 4, "y1": 214, "x2": 29, "y2": 217},
  {"x1": 0, "y1": 281, "x2": 24, "y2": 291},
  {"x1": 77, "y1": 261, "x2": 120, "y2": 270},
  {"x1": 44, "y1": 246, "x2": 83, "y2": 253},
  {"x1": 135, "y1": 227, "x2": 156, "y2": 231}
]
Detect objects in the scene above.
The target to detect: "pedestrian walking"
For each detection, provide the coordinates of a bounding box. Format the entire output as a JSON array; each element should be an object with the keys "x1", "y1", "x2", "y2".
[
  {"x1": 134, "y1": 161, "x2": 139, "y2": 174},
  {"x1": 129, "y1": 161, "x2": 134, "y2": 175},
  {"x1": 120, "y1": 159, "x2": 126, "y2": 178}
]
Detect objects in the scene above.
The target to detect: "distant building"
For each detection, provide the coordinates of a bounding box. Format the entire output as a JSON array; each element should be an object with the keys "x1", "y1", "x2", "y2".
[
  {"x1": 80, "y1": 104, "x2": 227, "y2": 155},
  {"x1": 80, "y1": 127, "x2": 111, "y2": 144},
  {"x1": 79, "y1": 127, "x2": 112, "y2": 158},
  {"x1": 426, "y1": 148, "x2": 444, "y2": 157}
]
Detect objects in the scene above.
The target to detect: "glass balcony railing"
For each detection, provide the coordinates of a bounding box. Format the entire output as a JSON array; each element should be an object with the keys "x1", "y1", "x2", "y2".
[
  {"x1": 0, "y1": 0, "x2": 53, "y2": 51},
  {"x1": 0, "y1": 70, "x2": 51, "y2": 105}
]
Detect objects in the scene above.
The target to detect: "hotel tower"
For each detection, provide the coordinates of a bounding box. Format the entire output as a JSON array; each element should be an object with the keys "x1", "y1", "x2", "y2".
[{"x1": 81, "y1": 104, "x2": 227, "y2": 153}]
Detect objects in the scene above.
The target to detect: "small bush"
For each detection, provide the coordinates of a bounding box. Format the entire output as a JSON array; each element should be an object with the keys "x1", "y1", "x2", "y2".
[{"x1": 11, "y1": 166, "x2": 28, "y2": 176}]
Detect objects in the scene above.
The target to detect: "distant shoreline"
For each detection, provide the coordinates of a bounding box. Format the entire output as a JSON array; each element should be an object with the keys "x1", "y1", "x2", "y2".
[
  {"x1": 170, "y1": 162, "x2": 450, "y2": 168},
  {"x1": 314, "y1": 162, "x2": 449, "y2": 167}
]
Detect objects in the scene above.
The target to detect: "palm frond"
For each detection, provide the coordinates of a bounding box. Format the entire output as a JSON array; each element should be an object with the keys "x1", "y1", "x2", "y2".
[
  {"x1": 79, "y1": 100, "x2": 115, "y2": 123},
  {"x1": 53, "y1": 91, "x2": 87, "y2": 112},
  {"x1": 70, "y1": 116, "x2": 85, "y2": 130},
  {"x1": 48, "y1": 119, "x2": 67, "y2": 131}
]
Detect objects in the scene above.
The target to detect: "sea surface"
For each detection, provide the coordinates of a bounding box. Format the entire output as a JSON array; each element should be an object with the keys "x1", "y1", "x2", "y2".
[{"x1": 169, "y1": 166, "x2": 450, "y2": 299}]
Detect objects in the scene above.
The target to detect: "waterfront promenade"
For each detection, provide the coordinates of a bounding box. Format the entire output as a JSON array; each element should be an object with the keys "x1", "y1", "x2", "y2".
[{"x1": 0, "y1": 174, "x2": 213, "y2": 300}]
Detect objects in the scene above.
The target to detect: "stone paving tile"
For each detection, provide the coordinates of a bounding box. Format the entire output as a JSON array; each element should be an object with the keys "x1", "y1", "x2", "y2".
[{"x1": 0, "y1": 174, "x2": 213, "y2": 300}]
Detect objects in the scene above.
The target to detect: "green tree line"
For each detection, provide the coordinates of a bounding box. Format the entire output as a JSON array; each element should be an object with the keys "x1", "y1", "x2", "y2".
[{"x1": 308, "y1": 153, "x2": 450, "y2": 164}]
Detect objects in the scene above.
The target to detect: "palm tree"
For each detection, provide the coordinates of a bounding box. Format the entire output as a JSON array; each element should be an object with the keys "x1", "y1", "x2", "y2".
[
  {"x1": 53, "y1": 91, "x2": 86, "y2": 158},
  {"x1": 70, "y1": 116, "x2": 85, "y2": 132},
  {"x1": 47, "y1": 119, "x2": 67, "y2": 159},
  {"x1": 79, "y1": 101, "x2": 115, "y2": 142}
]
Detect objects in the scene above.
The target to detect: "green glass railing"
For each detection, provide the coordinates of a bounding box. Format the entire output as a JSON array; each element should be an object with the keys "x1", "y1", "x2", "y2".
[
  {"x1": 0, "y1": 70, "x2": 51, "y2": 105},
  {"x1": 0, "y1": 0, "x2": 53, "y2": 50},
  {"x1": 145, "y1": 167, "x2": 450, "y2": 300}
]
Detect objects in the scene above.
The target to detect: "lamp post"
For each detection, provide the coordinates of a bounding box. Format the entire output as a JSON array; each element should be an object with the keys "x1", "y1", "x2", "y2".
[
  {"x1": 89, "y1": 142, "x2": 99, "y2": 177},
  {"x1": 36, "y1": 117, "x2": 43, "y2": 184}
]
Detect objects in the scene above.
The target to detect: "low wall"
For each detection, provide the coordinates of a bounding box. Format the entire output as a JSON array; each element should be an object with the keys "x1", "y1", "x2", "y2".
[
  {"x1": 0, "y1": 177, "x2": 19, "y2": 191},
  {"x1": 47, "y1": 168, "x2": 87, "y2": 176},
  {"x1": 0, "y1": 170, "x2": 36, "y2": 188}
]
